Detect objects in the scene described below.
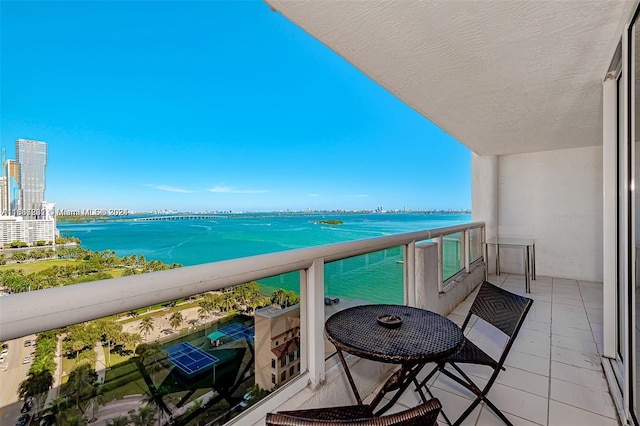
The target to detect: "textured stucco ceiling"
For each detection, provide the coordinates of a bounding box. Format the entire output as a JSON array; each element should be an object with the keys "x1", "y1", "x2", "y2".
[{"x1": 267, "y1": 0, "x2": 636, "y2": 156}]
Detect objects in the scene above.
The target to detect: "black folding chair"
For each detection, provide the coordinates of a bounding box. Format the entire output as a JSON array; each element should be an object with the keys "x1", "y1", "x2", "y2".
[
  {"x1": 265, "y1": 398, "x2": 441, "y2": 426},
  {"x1": 414, "y1": 281, "x2": 533, "y2": 426}
]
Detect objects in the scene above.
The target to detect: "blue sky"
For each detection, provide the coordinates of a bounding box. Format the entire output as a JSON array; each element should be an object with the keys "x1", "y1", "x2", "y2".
[{"x1": 1, "y1": 1, "x2": 470, "y2": 213}]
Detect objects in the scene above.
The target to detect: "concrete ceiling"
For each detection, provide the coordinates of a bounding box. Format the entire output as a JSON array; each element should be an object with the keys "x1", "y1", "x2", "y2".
[{"x1": 266, "y1": 0, "x2": 636, "y2": 156}]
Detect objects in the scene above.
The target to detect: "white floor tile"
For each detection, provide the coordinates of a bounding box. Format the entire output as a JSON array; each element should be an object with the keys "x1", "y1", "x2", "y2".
[
  {"x1": 522, "y1": 318, "x2": 551, "y2": 333},
  {"x1": 427, "y1": 387, "x2": 481, "y2": 426},
  {"x1": 580, "y1": 288, "x2": 604, "y2": 303},
  {"x1": 527, "y1": 302, "x2": 552, "y2": 323},
  {"x1": 551, "y1": 334, "x2": 598, "y2": 354},
  {"x1": 585, "y1": 307, "x2": 604, "y2": 325},
  {"x1": 550, "y1": 361, "x2": 608, "y2": 391},
  {"x1": 511, "y1": 337, "x2": 551, "y2": 359},
  {"x1": 476, "y1": 406, "x2": 543, "y2": 425},
  {"x1": 551, "y1": 323, "x2": 596, "y2": 342},
  {"x1": 548, "y1": 400, "x2": 618, "y2": 425},
  {"x1": 505, "y1": 350, "x2": 550, "y2": 376},
  {"x1": 431, "y1": 371, "x2": 488, "y2": 399},
  {"x1": 550, "y1": 378, "x2": 617, "y2": 419},
  {"x1": 551, "y1": 297, "x2": 585, "y2": 307},
  {"x1": 553, "y1": 278, "x2": 579, "y2": 287},
  {"x1": 553, "y1": 287, "x2": 582, "y2": 299},
  {"x1": 495, "y1": 366, "x2": 549, "y2": 397},
  {"x1": 486, "y1": 382, "x2": 549, "y2": 425},
  {"x1": 551, "y1": 346, "x2": 602, "y2": 371}
]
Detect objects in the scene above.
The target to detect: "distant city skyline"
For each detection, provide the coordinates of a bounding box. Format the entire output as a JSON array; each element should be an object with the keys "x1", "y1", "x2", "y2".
[{"x1": 1, "y1": 1, "x2": 471, "y2": 213}]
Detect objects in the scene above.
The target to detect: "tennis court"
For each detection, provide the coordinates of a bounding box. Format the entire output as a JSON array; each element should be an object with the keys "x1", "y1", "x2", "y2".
[
  {"x1": 218, "y1": 323, "x2": 254, "y2": 341},
  {"x1": 167, "y1": 342, "x2": 219, "y2": 376}
]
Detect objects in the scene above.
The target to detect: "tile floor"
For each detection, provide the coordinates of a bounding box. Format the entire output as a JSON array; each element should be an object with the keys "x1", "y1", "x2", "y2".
[{"x1": 368, "y1": 274, "x2": 620, "y2": 426}]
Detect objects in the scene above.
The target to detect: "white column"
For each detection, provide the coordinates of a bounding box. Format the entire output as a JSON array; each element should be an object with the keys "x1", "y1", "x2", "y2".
[
  {"x1": 472, "y1": 154, "x2": 499, "y2": 274},
  {"x1": 305, "y1": 258, "x2": 325, "y2": 388},
  {"x1": 404, "y1": 242, "x2": 416, "y2": 306}
]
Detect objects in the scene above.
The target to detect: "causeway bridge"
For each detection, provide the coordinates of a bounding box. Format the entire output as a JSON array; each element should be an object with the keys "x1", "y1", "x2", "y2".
[{"x1": 129, "y1": 215, "x2": 225, "y2": 221}]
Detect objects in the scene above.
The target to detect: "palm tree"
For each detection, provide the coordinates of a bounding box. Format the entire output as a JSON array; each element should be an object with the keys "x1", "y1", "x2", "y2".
[
  {"x1": 59, "y1": 411, "x2": 89, "y2": 426},
  {"x1": 18, "y1": 369, "x2": 54, "y2": 412},
  {"x1": 107, "y1": 416, "x2": 130, "y2": 426},
  {"x1": 101, "y1": 319, "x2": 123, "y2": 367},
  {"x1": 222, "y1": 292, "x2": 235, "y2": 312},
  {"x1": 168, "y1": 312, "x2": 183, "y2": 331},
  {"x1": 130, "y1": 404, "x2": 156, "y2": 426},
  {"x1": 66, "y1": 364, "x2": 97, "y2": 413},
  {"x1": 122, "y1": 332, "x2": 142, "y2": 350},
  {"x1": 43, "y1": 396, "x2": 71, "y2": 423},
  {"x1": 138, "y1": 318, "x2": 155, "y2": 342},
  {"x1": 271, "y1": 289, "x2": 286, "y2": 306},
  {"x1": 197, "y1": 306, "x2": 209, "y2": 322}
]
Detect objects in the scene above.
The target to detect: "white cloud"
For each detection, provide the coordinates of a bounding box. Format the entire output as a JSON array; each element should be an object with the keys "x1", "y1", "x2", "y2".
[
  {"x1": 308, "y1": 193, "x2": 319, "y2": 198},
  {"x1": 145, "y1": 184, "x2": 197, "y2": 193},
  {"x1": 207, "y1": 185, "x2": 269, "y2": 194}
]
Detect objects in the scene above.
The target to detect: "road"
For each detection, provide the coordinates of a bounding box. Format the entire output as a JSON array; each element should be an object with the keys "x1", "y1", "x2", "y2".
[{"x1": 0, "y1": 335, "x2": 36, "y2": 426}]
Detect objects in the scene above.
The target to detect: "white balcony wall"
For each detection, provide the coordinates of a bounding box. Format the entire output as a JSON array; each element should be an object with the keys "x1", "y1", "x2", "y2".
[{"x1": 489, "y1": 145, "x2": 603, "y2": 281}]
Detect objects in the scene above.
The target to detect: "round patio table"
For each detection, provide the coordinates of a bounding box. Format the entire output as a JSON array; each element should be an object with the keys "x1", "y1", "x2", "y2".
[{"x1": 325, "y1": 304, "x2": 464, "y2": 414}]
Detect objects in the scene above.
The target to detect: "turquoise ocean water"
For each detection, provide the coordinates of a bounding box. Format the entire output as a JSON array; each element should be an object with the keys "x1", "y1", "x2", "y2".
[{"x1": 58, "y1": 213, "x2": 471, "y2": 304}]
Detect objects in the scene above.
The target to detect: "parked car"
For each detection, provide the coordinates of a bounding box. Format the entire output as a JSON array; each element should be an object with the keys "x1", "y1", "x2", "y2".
[
  {"x1": 20, "y1": 399, "x2": 33, "y2": 413},
  {"x1": 16, "y1": 414, "x2": 30, "y2": 426},
  {"x1": 39, "y1": 415, "x2": 55, "y2": 426},
  {"x1": 239, "y1": 391, "x2": 253, "y2": 409},
  {"x1": 23, "y1": 340, "x2": 31, "y2": 347},
  {"x1": 22, "y1": 356, "x2": 30, "y2": 364},
  {"x1": 1, "y1": 347, "x2": 8, "y2": 355},
  {"x1": 0, "y1": 354, "x2": 6, "y2": 363}
]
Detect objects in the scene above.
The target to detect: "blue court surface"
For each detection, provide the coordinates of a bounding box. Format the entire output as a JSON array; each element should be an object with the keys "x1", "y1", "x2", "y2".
[
  {"x1": 167, "y1": 342, "x2": 219, "y2": 375},
  {"x1": 208, "y1": 323, "x2": 254, "y2": 342}
]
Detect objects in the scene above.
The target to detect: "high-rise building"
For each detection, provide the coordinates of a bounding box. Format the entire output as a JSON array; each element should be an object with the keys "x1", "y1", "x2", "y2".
[
  {"x1": 6, "y1": 159, "x2": 20, "y2": 214},
  {"x1": 15, "y1": 139, "x2": 47, "y2": 219},
  {"x1": 0, "y1": 139, "x2": 56, "y2": 245}
]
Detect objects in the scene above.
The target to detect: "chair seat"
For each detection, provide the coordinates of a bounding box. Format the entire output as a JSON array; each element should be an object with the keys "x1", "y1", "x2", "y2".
[
  {"x1": 266, "y1": 398, "x2": 442, "y2": 426},
  {"x1": 446, "y1": 337, "x2": 498, "y2": 368},
  {"x1": 276, "y1": 404, "x2": 374, "y2": 421}
]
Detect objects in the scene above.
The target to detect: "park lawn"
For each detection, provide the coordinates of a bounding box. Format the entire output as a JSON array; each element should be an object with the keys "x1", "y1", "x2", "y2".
[
  {"x1": 103, "y1": 344, "x2": 135, "y2": 367},
  {"x1": 0, "y1": 259, "x2": 78, "y2": 273},
  {"x1": 102, "y1": 376, "x2": 149, "y2": 401},
  {"x1": 0, "y1": 260, "x2": 126, "y2": 277},
  {"x1": 118, "y1": 299, "x2": 205, "y2": 325},
  {"x1": 61, "y1": 357, "x2": 74, "y2": 385},
  {"x1": 101, "y1": 360, "x2": 149, "y2": 400},
  {"x1": 109, "y1": 268, "x2": 126, "y2": 278}
]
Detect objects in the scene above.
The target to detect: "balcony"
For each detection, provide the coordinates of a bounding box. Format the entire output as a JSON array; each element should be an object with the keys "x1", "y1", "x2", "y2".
[{"x1": 0, "y1": 222, "x2": 617, "y2": 426}]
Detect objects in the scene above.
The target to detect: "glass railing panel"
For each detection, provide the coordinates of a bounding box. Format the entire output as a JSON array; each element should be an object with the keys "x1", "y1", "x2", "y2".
[
  {"x1": 468, "y1": 227, "x2": 483, "y2": 264},
  {"x1": 1, "y1": 275, "x2": 301, "y2": 426},
  {"x1": 442, "y1": 233, "x2": 464, "y2": 281},
  {"x1": 322, "y1": 247, "x2": 404, "y2": 361}
]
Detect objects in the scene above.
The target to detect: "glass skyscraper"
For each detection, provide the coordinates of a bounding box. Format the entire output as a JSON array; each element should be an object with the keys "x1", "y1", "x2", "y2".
[{"x1": 15, "y1": 139, "x2": 47, "y2": 219}]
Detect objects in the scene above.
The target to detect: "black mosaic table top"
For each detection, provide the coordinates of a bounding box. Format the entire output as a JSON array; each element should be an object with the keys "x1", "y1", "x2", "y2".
[{"x1": 325, "y1": 304, "x2": 464, "y2": 364}]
